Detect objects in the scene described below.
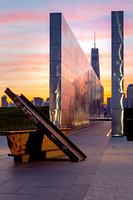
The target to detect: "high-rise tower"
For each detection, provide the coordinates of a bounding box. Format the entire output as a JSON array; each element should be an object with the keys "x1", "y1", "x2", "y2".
[
  {"x1": 91, "y1": 32, "x2": 100, "y2": 80},
  {"x1": 1, "y1": 95, "x2": 8, "y2": 107},
  {"x1": 127, "y1": 84, "x2": 133, "y2": 108}
]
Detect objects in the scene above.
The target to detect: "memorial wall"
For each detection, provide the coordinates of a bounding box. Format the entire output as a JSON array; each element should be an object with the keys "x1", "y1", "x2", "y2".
[
  {"x1": 50, "y1": 13, "x2": 103, "y2": 128},
  {"x1": 111, "y1": 11, "x2": 124, "y2": 136}
]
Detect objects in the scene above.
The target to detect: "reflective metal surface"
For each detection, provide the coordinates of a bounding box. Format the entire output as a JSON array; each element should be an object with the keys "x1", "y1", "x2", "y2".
[
  {"x1": 111, "y1": 11, "x2": 124, "y2": 136},
  {"x1": 50, "y1": 13, "x2": 103, "y2": 128}
]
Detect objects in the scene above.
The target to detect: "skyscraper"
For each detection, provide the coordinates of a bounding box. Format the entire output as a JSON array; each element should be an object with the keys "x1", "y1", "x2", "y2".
[
  {"x1": 127, "y1": 84, "x2": 133, "y2": 108},
  {"x1": 107, "y1": 97, "x2": 112, "y2": 115},
  {"x1": 91, "y1": 32, "x2": 100, "y2": 80},
  {"x1": 33, "y1": 97, "x2": 43, "y2": 107},
  {"x1": 111, "y1": 11, "x2": 124, "y2": 136},
  {"x1": 1, "y1": 95, "x2": 8, "y2": 107}
]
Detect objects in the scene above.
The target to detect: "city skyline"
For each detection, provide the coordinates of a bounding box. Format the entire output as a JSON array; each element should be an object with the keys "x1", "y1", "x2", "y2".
[
  {"x1": 0, "y1": 0, "x2": 133, "y2": 106},
  {"x1": 0, "y1": 94, "x2": 49, "y2": 107}
]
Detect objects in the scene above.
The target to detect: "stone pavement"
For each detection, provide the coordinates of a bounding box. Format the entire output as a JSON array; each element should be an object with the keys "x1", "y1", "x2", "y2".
[
  {"x1": 84, "y1": 136, "x2": 133, "y2": 200},
  {"x1": 0, "y1": 121, "x2": 132, "y2": 200}
]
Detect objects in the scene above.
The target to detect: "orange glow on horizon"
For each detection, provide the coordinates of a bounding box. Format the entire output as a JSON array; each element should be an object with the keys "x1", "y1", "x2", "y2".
[
  {"x1": 0, "y1": 85, "x2": 49, "y2": 107},
  {"x1": 0, "y1": 3, "x2": 133, "y2": 108}
]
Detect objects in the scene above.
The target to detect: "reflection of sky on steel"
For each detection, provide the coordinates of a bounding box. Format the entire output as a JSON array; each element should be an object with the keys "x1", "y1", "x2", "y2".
[
  {"x1": 121, "y1": 109, "x2": 124, "y2": 134},
  {"x1": 54, "y1": 78, "x2": 61, "y2": 126},
  {"x1": 116, "y1": 11, "x2": 123, "y2": 42},
  {"x1": 119, "y1": 76, "x2": 124, "y2": 93},
  {"x1": 118, "y1": 43, "x2": 122, "y2": 61},
  {"x1": 120, "y1": 94, "x2": 124, "y2": 134},
  {"x1": 116, "y1": 12, "x2": 120, "y2": 27},
  {"x1": 118, "y1": 27, "x2": 123, "y2": 42},
  {"x1": 119, "y1": 60, "x2": 123, "y2": 77}
]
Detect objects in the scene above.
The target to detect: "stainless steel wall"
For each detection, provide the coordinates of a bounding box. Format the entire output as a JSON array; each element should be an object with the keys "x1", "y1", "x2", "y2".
[
  {"x1": 50, "y1": 13, "x2": 103, "y2": 128},
  {"x1": 111, "y1": 11, "x2": 124, "y2": 136}
]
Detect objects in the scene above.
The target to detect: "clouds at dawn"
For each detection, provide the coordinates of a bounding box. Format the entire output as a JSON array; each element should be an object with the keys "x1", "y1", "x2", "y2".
[{"x1": 0, "y1": 0, "x2": 133, "y2": 105}]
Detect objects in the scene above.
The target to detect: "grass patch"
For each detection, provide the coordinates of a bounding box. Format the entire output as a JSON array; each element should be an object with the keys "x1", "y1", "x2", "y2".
[{"x1": 0, "y1": 106, "x2": 49, "y2": 134}]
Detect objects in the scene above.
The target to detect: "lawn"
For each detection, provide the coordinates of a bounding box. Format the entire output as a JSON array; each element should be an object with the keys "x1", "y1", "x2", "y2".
[{"x1": 0, "y1": 106, "x2": 49, "y2": 134}]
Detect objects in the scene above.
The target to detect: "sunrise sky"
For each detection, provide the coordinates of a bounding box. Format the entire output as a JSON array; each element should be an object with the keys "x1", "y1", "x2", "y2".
[{"x1": 0, "y1": 0, "x2": 133, "y2": 106}]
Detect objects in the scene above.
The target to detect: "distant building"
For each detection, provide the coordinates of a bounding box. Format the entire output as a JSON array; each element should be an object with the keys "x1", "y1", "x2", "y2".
[
  {"x1": 33, "y1": 97, "x2": 44, "y2": 107},
  {"x1": 91, "y1": 32, "x2": 100, "y2": 80},
  {"x1": 127, "y1": 84, "x2": 133, "y2": 108},
  {"x1": 107, "y1": 98, "x2": 112, "y2": 115},
  {"x1": 124, "y1": 98, "x2": 128, "y2": 108},
  {"x1": 1, "y1": 95, "x2": 8, "y2": 107},
  {"x1": 8, "y1": 102, "x2": 17, "y2": 107},
  {"x1": 31, "y1": 97, "x2": 49, "y2": 107},
  {"x1": 103, "y1": 104, "x2": 107, "y2": 117},
  {"x1": 42, "y1": 98, "x2": 49, "y2": 106}
]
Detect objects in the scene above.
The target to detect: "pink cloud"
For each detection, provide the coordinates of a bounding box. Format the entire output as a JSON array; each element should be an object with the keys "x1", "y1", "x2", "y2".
[
  {"x1": 0, "y1": 53, "x2": 48, "y2": 61},
  {"x1": 125, "y1": 51, "x2": 133, "y2": 58},
  {"x1": 17, "y1": 54, "x2": 49, "y2": 60},
  {"x1": 100, "y1": 53, "x2": 110, "y2": 59},
  {"x1": 0, "y1": 54, "x2": 49, "y2": 74},
  {"x1": 0, "y1": 40, "x2": 48, "y2": 49},
  {"x1": 61, "y1": 2, "x2": 132, "y2": 45},
  {"x1": 0, "y1": 71, "x2": 48, "y2": 81},
  {"x1": 77, "y1": 31, "x2": 111, "y2": 42},
  {"x1": 0, "y1": 32, "x2": 48, "y2": 52},
  {"x1": 0, "y1": 11, "x2": 48, "y2": 24},
  {"x1": 125, "y1": 21, "x2": 133, "y2": 37},
  {"x1": 0, "y1": 33, "x2": 47, "y2": 41},
  {"x1": 63, "y1": 2, "x2": 130, "y2": 23},
  {"x1": 0, "y1": 62, "x2": 48, "y2": 73}
]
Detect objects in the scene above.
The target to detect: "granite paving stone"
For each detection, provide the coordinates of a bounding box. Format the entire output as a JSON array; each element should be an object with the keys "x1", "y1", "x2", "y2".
[
  {"x1": 34, "y1": 194, "x2": 63, "y2": 200},
  {"x1": 0, "y1": 194, "x2": 37, "y2": 200},
  {"x1": 84, "y1": 136, "x2": 133, "y2": 200},
  {"x1": 16, "y1": 186, "x2": 68, "y2": 195},
  {"x1": 63, "y1": 185, "x2": 89, "y2": 200}
]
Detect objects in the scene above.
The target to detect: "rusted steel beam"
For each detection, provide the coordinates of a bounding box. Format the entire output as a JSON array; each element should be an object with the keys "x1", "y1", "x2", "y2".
[{"x1": 5, "y1": 88, "x2": 87, "y2": 162}]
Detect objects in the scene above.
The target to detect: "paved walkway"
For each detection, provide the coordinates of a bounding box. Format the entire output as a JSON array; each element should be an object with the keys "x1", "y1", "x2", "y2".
[
  {"x1": 84, "y1": 136, "x2": 133, "y2": 200},
  {"x1": 0, "y1": 121, "x2": 132, "y2": 200}
]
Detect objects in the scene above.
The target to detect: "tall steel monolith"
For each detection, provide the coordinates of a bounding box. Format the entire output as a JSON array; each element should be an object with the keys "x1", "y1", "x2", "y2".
[{"x1": 111, "y1": 11, "x2": 124, "y2": 136}]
